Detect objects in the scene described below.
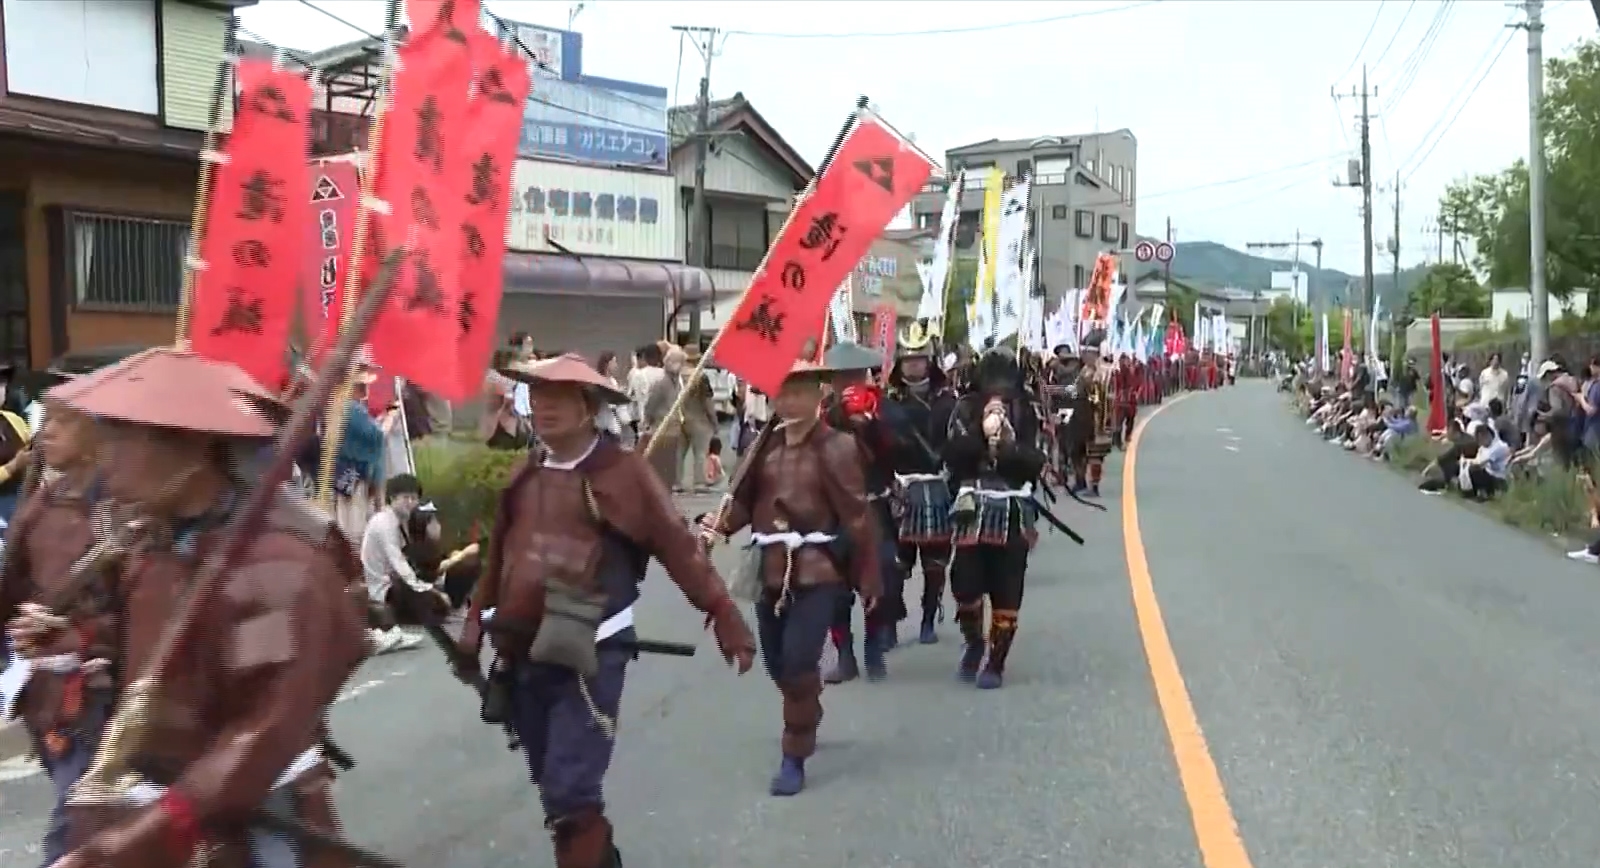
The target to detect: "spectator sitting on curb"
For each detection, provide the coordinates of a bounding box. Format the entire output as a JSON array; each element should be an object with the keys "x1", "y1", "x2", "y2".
[
  {"x1": 1420, "y1": 419, "x2": 1478, "y2": 494},
  {"x1": 1457, "y1": 419, "x2": 1512, "y2": 500},
  {"x1": 1372, "y1": 404, "x2": 1417, "y2": 461},
  {"x1": 360, "y1": 473, "x2": 448, "y2": 655}
]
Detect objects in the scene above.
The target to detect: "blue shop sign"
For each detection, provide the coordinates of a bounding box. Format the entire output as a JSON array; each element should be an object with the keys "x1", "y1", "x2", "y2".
[{"x1": 519, "y1": 120, "x2": 669, "y2": 168}]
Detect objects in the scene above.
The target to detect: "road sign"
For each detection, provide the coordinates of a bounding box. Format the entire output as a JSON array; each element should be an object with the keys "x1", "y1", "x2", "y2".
[
  {"x1": 1134, "y1": 240, "x2": 1156, "y2": 262},
  {"x1": 1155, "y1": 242, "x2": 1175, "y2": 263}
]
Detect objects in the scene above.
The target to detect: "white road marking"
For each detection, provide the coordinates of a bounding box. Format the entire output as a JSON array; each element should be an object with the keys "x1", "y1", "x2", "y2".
[
  {"x1": 1224, "y1": 445, "x2": 1240, "y2": 453},
  {"x1": 1226, "y1": 435, "x2": 1242, "y2": 442},
  {"x1": 1216, "y1": 427, "x2": 1233, "y2": 433},
  {"x1": 0, "y1": 755, "x2": 41, "y2": 782},
  {"x1": 336, "y1": 678, "x2": 389, "y2": 704}
]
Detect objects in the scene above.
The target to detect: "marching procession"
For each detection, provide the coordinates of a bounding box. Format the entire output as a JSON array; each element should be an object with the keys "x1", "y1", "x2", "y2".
[{"x1": 0, "y1": 2, "x2": 1243, "y2": 867}]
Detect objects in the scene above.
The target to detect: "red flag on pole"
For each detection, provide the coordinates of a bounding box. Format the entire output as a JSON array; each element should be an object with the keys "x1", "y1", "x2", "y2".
[
  {"x1": 870, "y1": 301, "x2": 896, "y2": 370},
  {"x1": 452, "y1": 30, "x2": 531, "y2": 401},
  {"x1": 714, "y1": 115, "x2": 933, "y2": 396},
  {"x1": 188, "y1": 59, "x2": 312, "y2": 390},
  {"x1": 1341, "y1": 308, "x2": 1354, "y2": 385},
  {"x1": 1427, "y1": 312, "x2": 1447, "y2": 433},
  {"x1": 302, "y1": 157, "x2": 360, "y2": 347},
  {"x1": 360, "y1": 25, "x2": 474, "y2": 399}
]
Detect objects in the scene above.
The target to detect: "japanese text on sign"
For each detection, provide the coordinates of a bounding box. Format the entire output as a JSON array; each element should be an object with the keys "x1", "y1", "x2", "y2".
[
  {"x1": 718, "y1": 113, "x2": 934, "y2": 396},
  {"x1": 188, "y1": 59, "x2": 311, "y2": 390}
]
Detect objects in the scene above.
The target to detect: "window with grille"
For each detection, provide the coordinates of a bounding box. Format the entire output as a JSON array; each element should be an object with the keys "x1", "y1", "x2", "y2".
[
  {"x1": 1101, "y1": 214, "x2": 1120, "y2": 243},
  {"x1": 67, "y1": 211, "x2": 186, "y2": 310}
]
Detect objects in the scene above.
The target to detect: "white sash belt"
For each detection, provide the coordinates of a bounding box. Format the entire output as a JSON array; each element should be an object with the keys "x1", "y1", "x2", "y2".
[
  {"x1": 895, "y1": 473, "x2": 945, "y2": 485},
  {"x1": 749, "y1": 531, "x2": 836, "y2": 549},
  {"x1": 955, "y1": 483, "x2": 1034, "y2": 500},
  {"x1": 480, "y1": 604, "x2": 635, "y2": 643},
  {"x1": 122, "y1": 746, "x2": 325, "y2": 807},
  {"x1": 2, "y1": 651, "x2": 89, "y2": 720}
]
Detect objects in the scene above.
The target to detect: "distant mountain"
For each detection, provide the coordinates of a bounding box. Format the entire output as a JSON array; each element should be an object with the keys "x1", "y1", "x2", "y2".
[{"x1": 1156, "y1": 240, "x2": 1427, "y2": 312}]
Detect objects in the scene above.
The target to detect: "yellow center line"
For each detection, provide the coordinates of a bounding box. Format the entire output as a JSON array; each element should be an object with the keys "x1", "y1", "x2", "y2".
[{"x1": 1122, "y1": 394, "x2": 1255, "y2": 868}]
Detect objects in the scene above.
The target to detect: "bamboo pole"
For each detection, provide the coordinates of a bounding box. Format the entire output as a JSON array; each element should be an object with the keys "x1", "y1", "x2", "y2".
[
  {"x1": 646, "y1": 97, "x2": 868, "y2": 461},
  {"x1": 173, "y1": 17, "x2": 241, "y2": 348},
  {"x1": 315, "y1": 0, "x2": 403, "y2": 508}
]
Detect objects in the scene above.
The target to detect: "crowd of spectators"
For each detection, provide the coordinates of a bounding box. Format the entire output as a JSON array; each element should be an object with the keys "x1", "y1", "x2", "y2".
[{"x1": 1295, "y1": 348, "x2": 1600, "y2": 562}]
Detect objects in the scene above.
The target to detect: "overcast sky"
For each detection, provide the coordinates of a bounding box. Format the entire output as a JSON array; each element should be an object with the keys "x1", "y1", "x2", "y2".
[{"x1": 239, "y1": 0, "x2": 1597, "y2": 276}]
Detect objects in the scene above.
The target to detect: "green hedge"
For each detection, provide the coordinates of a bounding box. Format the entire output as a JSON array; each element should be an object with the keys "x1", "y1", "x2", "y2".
[{"x1": 413, "y1": 439, "x2": 523, "y2": 550}]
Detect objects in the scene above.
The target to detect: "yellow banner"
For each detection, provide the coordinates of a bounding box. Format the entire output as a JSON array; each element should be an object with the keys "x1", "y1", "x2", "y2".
[
  {"x1": 967, "y1": 167, "x2": 1005, "y2": 339},
  {"x1": 979, "y1": 167, "x2": 1003, "y2": 302}
]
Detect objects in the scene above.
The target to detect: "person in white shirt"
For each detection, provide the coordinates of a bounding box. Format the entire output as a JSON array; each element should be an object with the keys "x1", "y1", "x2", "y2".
[
  {"x1": 1459, "y1": 420, "x2": 1512, "y2": 499},
  {"x1": 360, "y1": 473, "x2": 445, "y2": 654},
  {"x1": 1479, "y1": 352, "x2": 1510, "y2": 407}
]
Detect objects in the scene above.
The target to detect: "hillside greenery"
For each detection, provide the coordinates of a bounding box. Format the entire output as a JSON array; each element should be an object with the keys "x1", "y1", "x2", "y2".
[{"x1": 1165, "y1": 240, "x2": 1429, "y2": 310}]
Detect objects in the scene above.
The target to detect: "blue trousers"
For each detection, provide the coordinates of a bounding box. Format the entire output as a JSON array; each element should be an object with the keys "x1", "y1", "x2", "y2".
[{"x1": 505, "y1": 646, "x2": 629, "y2": 821}]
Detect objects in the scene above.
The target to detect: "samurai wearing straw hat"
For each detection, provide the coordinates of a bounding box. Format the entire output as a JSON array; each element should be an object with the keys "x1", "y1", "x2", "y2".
[
  {"x1": 884, "y1": 322, "x2": 958, "y2": 646},
  {"x1": 39, "y1": 348, "x2": 369, "y2": 868},
  {"x1": 815, "y1": 341, "x2": 908, "y2": 685},
  {"x1": 459, "y1": 354, "x2": 756, "y2": 867},
  {"x1": 698, "y1": 357, "x2": 882, "y2": 798},
  {"x1": 2, "y1": 360, "x2": 119, "y2": 868},
  {"x1": 942, "y1": 345, "x2": 1048, "y2": 689}
]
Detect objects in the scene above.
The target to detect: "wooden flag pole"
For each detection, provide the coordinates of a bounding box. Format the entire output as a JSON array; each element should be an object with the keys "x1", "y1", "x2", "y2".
[
  {"x1": 644, "y1": 96, "x2": 868, "y2": 462},
  {"x1": 315, "y1": 0, "x2": 402, "y2": 508},
  {"x1": 173, "y1": 17, "x2": 240, "y2": 348}
]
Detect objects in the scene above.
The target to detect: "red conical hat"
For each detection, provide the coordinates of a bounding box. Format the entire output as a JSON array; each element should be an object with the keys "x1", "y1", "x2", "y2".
[
  {"x1": 499, "y1": 354, "x2": 628, "y2": 404},
  {"x1": 46, "y1": 348, "x2": 278, "y2": 438}
]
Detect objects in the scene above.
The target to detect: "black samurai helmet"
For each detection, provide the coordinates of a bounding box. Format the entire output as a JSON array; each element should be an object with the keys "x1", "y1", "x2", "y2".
[{"x1": 971, "y1": 345, "x2": 1024, "y2": 399}]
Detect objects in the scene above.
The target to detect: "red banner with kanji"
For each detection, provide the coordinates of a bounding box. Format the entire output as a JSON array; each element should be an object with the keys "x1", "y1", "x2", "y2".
[
  {"x1": 302, "y1": 157, "x2": 359, "y2": 346},
  {"x1": 870, "y1": 301, "x2": 896, "y2": 370},
  {"x1": 453, "y1": 30, "x2": 531, "y2": 401},
  {"x1": 189, "y1": 59, "x2": 312, "y2": 390},
  {"x1": 715, "y1": 115, "x2": 933, "y2": 396},
  {"x1": 359, "y1": 23, "x2": 474, "y2": 399}
]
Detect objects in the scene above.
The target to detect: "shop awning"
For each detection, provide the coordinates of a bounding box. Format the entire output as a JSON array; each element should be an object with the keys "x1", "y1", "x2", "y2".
[{"x1": 503, "y1": 253, "x2": 715, "y2": 303}]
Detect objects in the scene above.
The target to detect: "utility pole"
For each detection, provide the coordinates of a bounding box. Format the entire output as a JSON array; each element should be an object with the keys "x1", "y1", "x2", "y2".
[
  {"x1": 1519, "y1": 0, "x2": 1549, "y2": 366},
  {"x1": 673, "y1": 25, "x2": 719, "y2": 346},
  {"x1": 1360, "y1": 66, "x2": 1376, "y2": 347},
  {"x1": 1387, "y1": 171, "x2": 1403, "y2": 368}
]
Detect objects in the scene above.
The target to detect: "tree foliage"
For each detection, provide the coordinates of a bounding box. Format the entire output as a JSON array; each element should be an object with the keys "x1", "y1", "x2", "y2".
[
  {"x1": 1406, "y1": 262, "x2": 1490, "y2": 318},
  {"x1": 1263, "y1": 296, "x2": 1313, "y2": 356},
  {"x1": 1440, "y1": 38, "x2": 1600, "y2": 302},
  {"x1": 941, "y1": 257, "x2": 977, "y2": 347}
]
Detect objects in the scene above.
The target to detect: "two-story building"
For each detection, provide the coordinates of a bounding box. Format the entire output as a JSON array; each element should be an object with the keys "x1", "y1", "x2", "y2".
[
  {"x1": 666, "y1": 91, "x2": 812, "y2": 344},
  {"x1": 0, "y1": 0, "x2": 250, "y2": 369},
  {"x1": 911, "y1": 130, "x2": 1138, "y2": 314},
  {"x1": 304, "y1": 21, "x2": 717, "y2": 360}
]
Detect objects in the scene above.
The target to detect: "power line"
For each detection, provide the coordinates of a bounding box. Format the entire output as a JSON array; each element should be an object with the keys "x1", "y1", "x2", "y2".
[
  {"x1": 1400, "y1": 29, "x2": 1515, "y2": 179},
  {"x1": 1382, "y1": 0, "x2": 1455, "y2": 112},
  {"x1": 1336, "y1": 1, "x2": 1388, "y2": 84},
  {"x1": 724, "y1": 0, "x2": 1160, "y2": 39},
  {"x1": 296, "y1": 0, "x2": 674, "y2": 137},
  {"x1": 1369, "y1": 0, "x2": 1418, "y2": 74}
]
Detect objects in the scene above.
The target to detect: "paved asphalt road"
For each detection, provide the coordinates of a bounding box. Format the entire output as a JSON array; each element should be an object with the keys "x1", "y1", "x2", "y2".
[{"x1": 5, "y1": 382, "x2": 1600, "y2": 867}]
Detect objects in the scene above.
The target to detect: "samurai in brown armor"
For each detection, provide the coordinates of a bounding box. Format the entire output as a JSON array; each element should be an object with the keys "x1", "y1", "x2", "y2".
[
  {"x1": 1042, "y1": 344, "x2": 1082, "y2": 486},
  {"x1": 1073, "y1": 330, "x2": 1114, "y2": 497},
  {"x1": 701, "y1": 358, "x2": 881, "y2": 797},
  {"x1": 46, "y1": 348, "x2": 369, "y2": 868},
  {"x1": 459, "y1": 355, "x2": 756, "y2": 868},
  {"x1": 2, "y1": 367, "x2": 115, "y2": 868}
]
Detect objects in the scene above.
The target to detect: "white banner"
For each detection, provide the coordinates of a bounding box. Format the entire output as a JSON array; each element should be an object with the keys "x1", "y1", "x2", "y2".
[
  {"x1": 829, "y1": 274, "x2": 857, "y2": 344},
  {"x1": 922, "y1": 170, "x2": 965, "y2": 330},
  {"x1": 991, "y1": 178, "x2": 1032, "y2": 345}
]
